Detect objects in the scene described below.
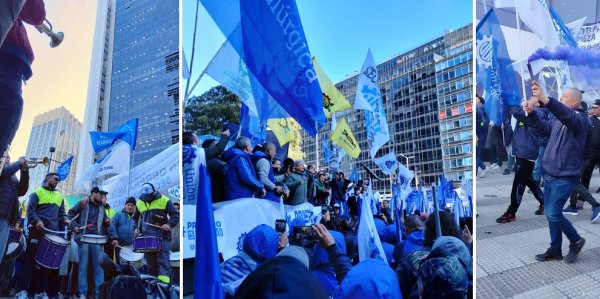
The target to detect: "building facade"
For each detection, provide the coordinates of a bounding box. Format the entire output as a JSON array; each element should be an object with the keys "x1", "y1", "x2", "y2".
[
  {"x1": 301, "y1": 24, "x2": 472, "y2": 193},
  {"x1": 24, "y1": 107, "x2": 82, "y2": 199},
  {"x1": 77, "y1": 0, "x2": 179, "y2": 183}
]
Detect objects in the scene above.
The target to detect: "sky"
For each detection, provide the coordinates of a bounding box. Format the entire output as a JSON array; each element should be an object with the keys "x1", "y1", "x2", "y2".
[
  {"x1": 182, "y1": 0, "x2": 473, "y2": 98},
  {"x1": 11, "y1": 1, "x2": 96, "y2": 158}
]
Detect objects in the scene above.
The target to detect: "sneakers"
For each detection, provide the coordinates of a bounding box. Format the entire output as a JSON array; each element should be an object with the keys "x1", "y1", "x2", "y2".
[
  {"x1": 34, "y1": 292, "x2": 49, "y2": 299},
  {"x1": 534, "y1": 205, "x2": 544, "y2": 215},
  {"x1": 478, "y1": 168, "x2": 489, "y2": 178},
  {"x1": 503, "y1": 168, "x2": 511, "y2": 175},
  {"x1": 490, "y1": 163, "x2": 500, "y2": 170},
  {"x1": 564, "y1": 238, "x2": 586, "y2": 263},
  {"x1": 535, "y1": 248, "x2": 563, "y2": 262},
  {"x1": 15, "y1": 290, "x2": 28, "y2": 299},
  {"x1": 496, "y1": 212, "x2": 516, "y2": 223},
  {"x1": 562, "y1": 206, "x2": 579, "y2": 216},
  {"x1": 591, "y1": 206, "x2": 600, "y2": 223}
]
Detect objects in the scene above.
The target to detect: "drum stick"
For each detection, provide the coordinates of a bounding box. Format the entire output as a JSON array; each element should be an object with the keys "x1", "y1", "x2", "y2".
[{"x1": 143, "y1": 222, "x2": 163, "y2": 229}]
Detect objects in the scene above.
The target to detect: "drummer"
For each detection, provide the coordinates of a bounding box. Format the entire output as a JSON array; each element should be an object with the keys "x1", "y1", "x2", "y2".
[
  {"x1": 133, "y1": 183, "x2": 179, "y2": 283},
  {"x1": 68, "y1": 186, "x2": 111, "y2": 299},
  {"x1": 109, "y1": 197, "x2": 136, "y2": 265},
  {"x1": 0, "y1": 154, "x2": 28, "y2": 265},
  {"x1": 15, "y1": 172, "x2": 70, "y2": 299}
]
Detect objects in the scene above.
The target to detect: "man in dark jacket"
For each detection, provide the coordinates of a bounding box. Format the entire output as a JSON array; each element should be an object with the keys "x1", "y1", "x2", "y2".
[
  {"x1": 223, "y1": 137, "x2": 265, "y2": 200},
  {"x1": 15, "y1": 172, "x2": 70, "y2": 299},
  {"x1": 109, "y1": 197, "x2": 136, "y2": 263},
  {"x1": 496, "y1": 103, "x2": 545, "y2": 223},
  {"x1": 579, "y1": 99, "x2": 600, "y2": 191},
  {"x1": 187, "y1": 129, "x2": 230, "y2": 202},
  {"x1": 0, "y1": 0, "x2": 45, "y2": 164},
  {"x1": 527, "y1": 82, "x2": 588, "y2": 263},
  {"x1": 68, "y1": 186, "x2": 111, "y2": 299},
  {"x1": 133, "y1": 183, "x2": 179, "y2": 283},
  {"x1": 476, "y1": 95, "x2": 490, "y2": 177},
  {"x1": 0, "y1": 154, "x2": 28, "y2": 264}
]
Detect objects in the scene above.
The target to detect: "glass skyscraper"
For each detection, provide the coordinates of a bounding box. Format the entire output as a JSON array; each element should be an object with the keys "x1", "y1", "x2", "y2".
[{"x1": 78, "y1": 0, "x2": 179, "y2": 179}]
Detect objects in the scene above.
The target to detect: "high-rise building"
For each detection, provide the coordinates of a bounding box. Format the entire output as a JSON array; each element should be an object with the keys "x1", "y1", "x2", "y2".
[
  {"x1": 301, "y1": 24, "x2": 472, "y2": 193},
  {"x1": 24, "y1": 107, "x2": 82, "y2": 199},
  {"x1": 77, "y1": 0, "x2": 179, "y2": 181}
]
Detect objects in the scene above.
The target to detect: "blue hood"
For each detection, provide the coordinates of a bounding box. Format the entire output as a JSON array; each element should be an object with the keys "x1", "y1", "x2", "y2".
[
  {"x1": 381, "y1": 224, "x2": 398, "y2": 245},
  {"x1": 430, "y1": 236, "x2": 472, "y2": 276},
  {"x1": 335, "y1": 258, "x2": 402, "y2": 299},
  {"x1": 243, "y1": 224, "x2": 279, "y2": 263},
  {"x1": 223, "y1": 147, "x2": 247, "y2": 162},
  {"x1": 310, "y1": 230, "x2": 347, "y2": 269},
  {"x1": 404, "y1": 229, "x2": 425, "y2": 255}
]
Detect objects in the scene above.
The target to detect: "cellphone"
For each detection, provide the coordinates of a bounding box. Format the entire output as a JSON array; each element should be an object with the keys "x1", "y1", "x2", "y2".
[
  {"x1": 293, "y1": 225, "x2": 316, "y2": 240},
  {"x1": 275, "y1": 219, "x2": 286, "y2": 234},
  {"x1": 321, "y1": 205, "x2": 329, "y2": 214}
]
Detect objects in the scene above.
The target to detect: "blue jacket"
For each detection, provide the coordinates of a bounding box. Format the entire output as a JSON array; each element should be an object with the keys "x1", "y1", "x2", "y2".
[
  {"x1": 223, "y1": 148, "x2": 264, "y2": 200},
  {"x1": 510, "y1": 105, "x2": 539, "y2": 160},
  {"x1": 534, "y1": 106, "x2": 554, "y2": 147},
  {"x1": 27, "y1": 186, "x2": 67, "y2": 231},
  {"x1": 0, "y1": 161, "x2": 28, "y2": 223},
  {"x1": 404, "y1": 229, "x2": 426, "y2": 255},
  {"x1": 530, "y1": 97, "x2": 590, "y2": 179},
  {"x1": 335, "y1": 258, "x2": 402, "y2": 299},
  {"x1": 310, "y1": 231, "x2": 351, "y2": 296},
  {"x1": 108, "y1": 209, "x2": 135, "y2": 245}
]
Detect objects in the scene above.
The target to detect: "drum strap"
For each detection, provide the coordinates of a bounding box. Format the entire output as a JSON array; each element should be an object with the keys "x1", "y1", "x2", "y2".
[{"x1": 81, "y1": 200, "x2": 106, "y2": 235}]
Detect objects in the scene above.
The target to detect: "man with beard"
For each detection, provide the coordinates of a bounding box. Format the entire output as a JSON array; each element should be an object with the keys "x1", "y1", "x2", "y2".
[
  {"x1": 15, "y1": 172, "x2": 70, "y2": 299},
  {"x1": 134, "y1": 183, "x2": 179, "y2": 283},
  {"x1": 68, "y1": 186, "x2": 111, "y2": 299}
]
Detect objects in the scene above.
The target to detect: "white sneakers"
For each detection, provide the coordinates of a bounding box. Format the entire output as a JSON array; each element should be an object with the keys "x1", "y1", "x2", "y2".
[{"x1": 479, "y1": 168, "x2": 489, "y2": 178}]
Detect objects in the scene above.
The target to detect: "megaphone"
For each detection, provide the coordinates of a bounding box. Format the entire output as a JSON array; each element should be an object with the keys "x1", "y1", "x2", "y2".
[{"x1": 34, "y1": 19, "x2": 64, "y2": 48}]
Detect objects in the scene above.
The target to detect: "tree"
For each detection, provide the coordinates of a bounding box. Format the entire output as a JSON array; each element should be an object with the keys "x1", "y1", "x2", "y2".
[
  {"x1": 184, "y1": 86, "x2": 240, "y2": 136},
  {"x1": 287, "y1": 121, "x2": 304, "y2": 160}
]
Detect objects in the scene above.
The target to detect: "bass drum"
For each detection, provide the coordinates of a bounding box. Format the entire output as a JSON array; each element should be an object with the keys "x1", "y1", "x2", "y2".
[{"x1": 4, "y1": 233, "x2": 26, "y2": 260}]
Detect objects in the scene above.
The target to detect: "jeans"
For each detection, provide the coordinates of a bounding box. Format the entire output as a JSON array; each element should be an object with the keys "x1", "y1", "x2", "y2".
[
  {"x1": 507, "y1": 158, "x2": 544, "y2": 214},
  {"x1": 533, "y1": 146, "x2": 546, "y2": 184},
  {"x1": 569, "y1": 182, "x2": 600, "y2": 208},
  {"x1": 0, "y1": 82, "x2": 24, "y2": 155},
  {"x1": 544, "y1": 178, "x2": 581, "y2": 253},
  {"x1": 0, "y1": 219, "x2": 8, "y2": 264},
  {"x1": 476, "y1": 146, "x2": 486, "y2": 170},
  {"x1": 78, "y1": 242, "x2": 104, "y2": 298},
  {"x1": 505, "y1": 144, "x2": 515, "y2": 171}
]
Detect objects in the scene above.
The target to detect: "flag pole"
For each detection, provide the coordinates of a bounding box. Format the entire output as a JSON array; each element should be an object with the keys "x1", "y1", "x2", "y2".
[
  {"x1": 514, "y1": 3, "x2": 528, "y2": 99},
  {"x1": 185, "y1": 40, "x2": 227, "y2": 100},
  {"x1": 315, "y1": 121, "x2": 319, "y2": 171}
]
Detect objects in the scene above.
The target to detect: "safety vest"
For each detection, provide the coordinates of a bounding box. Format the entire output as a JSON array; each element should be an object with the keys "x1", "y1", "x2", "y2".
[
  {"x1": 34, "y1": 187, "x2": 63, "y2": 207},
  {"x1": 136, "y1": 195, "x2": 169, "y2": 213}
]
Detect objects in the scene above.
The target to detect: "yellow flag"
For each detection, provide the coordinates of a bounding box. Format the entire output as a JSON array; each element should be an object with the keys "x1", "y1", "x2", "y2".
[
  {"x1": 312, "y1": 57, "x2": 351, "y2": 118},
  {"x1": 331, "y1": 118, "x2": 360, "y2": 158},
  {"x1": 268, "y1": 118, "x2": 296, "y2": 145}
]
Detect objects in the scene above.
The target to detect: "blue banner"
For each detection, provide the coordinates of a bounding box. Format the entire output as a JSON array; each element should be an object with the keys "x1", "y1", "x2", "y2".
[
  {"x1": 56, "y1": 156, "x2": 73, "y2": 181},
  {"x1": 476, "y1": 9, "x2": 521, "y2": 125},
  {"x1": 240, "y1": 103, "x2": 267, "y2": 145},
  {"x1": 89, "y1": 119, "x2": 138, "y2": 153},
  {"x1": 201, "y1": 0, "x2": 325, "y2": 136}
]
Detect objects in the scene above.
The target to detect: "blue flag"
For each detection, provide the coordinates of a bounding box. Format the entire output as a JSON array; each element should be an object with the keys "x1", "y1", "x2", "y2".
[
  {"x1": 323, "y1": 137, "x2": 331, "y2": 164},
  {"x1": 56, "y1": 156, "x2": 73, "y2": 181},
  {"x1": 549, "y1": 8, "x2": 578, "y2": 48},
  {"x1": 476, "y1": 8, "x2": 521, "y2": 125},
  {"x1": 266, "y1": 130, "x2": 289, "y2": 163},
  {"x1": 89, "y1": 119, "x2": 138, "y2": 153},
  {"x1": 194, "y1": 149, "x2": 223, "y2": 299},
  {"x1": 349, "y1": 166, "x2": 361, "y2": 183},
  {"x1": 201, "y1": 0, "x2": 326, "y2": 136},
  {"x1": 240, "y1": 103, "x2": 267, "y2": 145}
]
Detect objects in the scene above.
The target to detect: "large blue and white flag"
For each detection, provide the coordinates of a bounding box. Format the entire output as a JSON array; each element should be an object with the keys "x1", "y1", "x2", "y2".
[
  {"x1": 354, "y1": 49, "x2": 378, "y2": 111},
  {"x1": 201, "y1": 0, "x2": 326, "y2": 136},
  {"x1": 476, "y1": 9, "x2": 521, "y2": 125},
  {"x1": 240, "y1": 103, "x2": 267, "y2": 144},
  {"x1": 373, "y1": 152, "x2": 399, "y2": 175},
  {"x1": 56, "y1": 156, "x2": 73, "y2": 181},
  {"x1": 75, "y1": 141, "x2": 131, "y2": 191},
  {"x1": 194, "y1": 147, "x2": 224, "y2": 299},
  {"x1": 357, "y1": 183, "x2": 388, "y2": 263},
  {"x1": 397, "y1": 162, "x2": 414, "y2": 188},
  {"x1": 89, "y1": 119, "x2": 138, "y2": 154}
]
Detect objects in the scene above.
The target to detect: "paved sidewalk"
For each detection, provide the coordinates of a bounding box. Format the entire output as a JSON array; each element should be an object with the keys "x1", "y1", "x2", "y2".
[{"x1": 476, "y1": 167, "x2": 600, "y2": 298}]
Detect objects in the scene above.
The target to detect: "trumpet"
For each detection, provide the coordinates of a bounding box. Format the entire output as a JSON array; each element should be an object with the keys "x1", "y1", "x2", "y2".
[
  {"x1": 26, "y1": 157, "x2": 49, "y2": 168},
  {"x1": 34, "y1": 19, "x2": 64, "y2": 48}
]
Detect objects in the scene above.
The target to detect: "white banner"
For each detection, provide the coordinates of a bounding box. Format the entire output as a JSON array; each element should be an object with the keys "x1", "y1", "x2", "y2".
[
  {"x1": 578, "y1": 22, "x2": 600, "y2": 51},
  {"x1": 182, "y1": 144, "x2": 201, "y2": 205},
  {"x1": 101, "y1": 143, "x2": 179, "y2": 212},
  {"x1": 75, "y1": 141, "x2": 131, "y2": 192},
  {"x1": 183, "y1": 198, "x2": 321, "y2": 260}
]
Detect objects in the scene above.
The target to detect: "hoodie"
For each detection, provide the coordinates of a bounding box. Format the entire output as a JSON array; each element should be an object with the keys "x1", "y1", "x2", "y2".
[
  {"x1": 310, "y1": 231, "x2": 350, "y2": 296},
  {"x1": 223, "y1": 148, "x2": 265, "y2": 200},
  {"x1": 335, "y1": 258, "x2": 402, "y2": 299}
]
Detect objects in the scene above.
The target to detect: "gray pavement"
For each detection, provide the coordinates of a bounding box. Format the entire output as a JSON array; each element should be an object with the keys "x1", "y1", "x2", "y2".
[{"x1": 476, "y1": 166, "x2": 600, "y2": 298}]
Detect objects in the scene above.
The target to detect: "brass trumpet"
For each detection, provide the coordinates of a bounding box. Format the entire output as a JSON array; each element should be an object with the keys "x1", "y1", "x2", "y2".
[
  {"x1": 26, "y1": 157, "x2": 49, "y2": 168},
  {"x1": 34, "y1": 19, "x2": 64, "y2": 48}
]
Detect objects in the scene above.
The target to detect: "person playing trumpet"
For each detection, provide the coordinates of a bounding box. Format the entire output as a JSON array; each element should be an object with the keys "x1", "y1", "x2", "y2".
[{"x1": 0, "y1": 154, "x2": 29, "y2": 264}]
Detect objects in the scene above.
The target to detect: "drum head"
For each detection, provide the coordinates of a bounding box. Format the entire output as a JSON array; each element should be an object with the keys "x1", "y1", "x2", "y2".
[
  {"x1": 170, "y1": 252, "x2": 180, "y2": 261},
  {"x1": 46, "y1": 234, "x2": 69, "y2": 245},
  {"x1": 120, "y1": 246, "x2": 144, "y2": 262}
]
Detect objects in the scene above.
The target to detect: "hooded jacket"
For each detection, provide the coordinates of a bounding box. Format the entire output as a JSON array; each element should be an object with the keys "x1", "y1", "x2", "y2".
[
  {"x1": 223, "y1": 148, "x2": 264, "y2": 200},
  {"x1": 0, "y1": 160, "x2": 28, "y2": 223},
  {"x1": 234, "y1": 255, "x2": 329, "y2": 299},
  {"x1": 509, "y1": 105, "x2": 540, "y2": 160},
  {"x1": 529, "y1": 97, "x2": 590, "y2": 179},
  {"x1": 335, "y1": 258, "x2": 402, "y2": 299},
  {"x1": 310, "y1": 230, "x2": 351, "y2": 296},
  {"x1": 251, "y1": 151, "x2": 284, "y2": 202},
  {"x1": 108, "y1": 209, "x2": 135, "y2": 245},
  {"x1": 133, "y1": 192, "x2": 179, "y2": 240}
]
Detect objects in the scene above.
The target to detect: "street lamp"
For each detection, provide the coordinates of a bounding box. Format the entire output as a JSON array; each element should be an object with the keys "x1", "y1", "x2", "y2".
[{"x1": 47, "y1": 147, "x2": 56, "y2": 173}]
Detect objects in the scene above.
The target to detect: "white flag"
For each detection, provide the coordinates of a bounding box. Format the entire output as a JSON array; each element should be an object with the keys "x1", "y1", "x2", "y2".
[
  {"x1": 354, "y1": 49, "x2": 378, "y2": 111},
  {"x1": 75, "y1": 141, "x2": 131, "y2": 192},
  {"x1": 373, "y1": 152, "x2": 399, "y2": 175},
  {"x1": 357, "y1": 182, "x2": 388, "y2": 263}
]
